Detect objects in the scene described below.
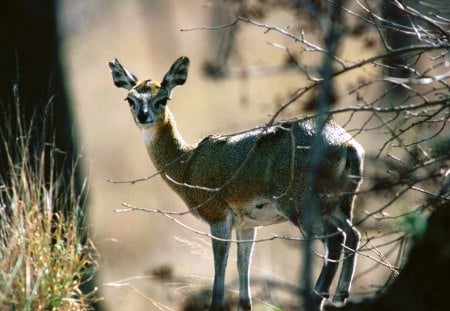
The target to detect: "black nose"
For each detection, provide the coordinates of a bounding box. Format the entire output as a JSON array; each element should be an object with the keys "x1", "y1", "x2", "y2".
[{"x1": 137, "y1": 111, "x2": 149, "y2": 123}]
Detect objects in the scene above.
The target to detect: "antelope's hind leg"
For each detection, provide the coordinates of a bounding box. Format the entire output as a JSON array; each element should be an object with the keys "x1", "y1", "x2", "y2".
[
  {"x1": 333, "y1": 217, "x2": 360, "y2": 303},
  {"x1": 314, "y1": 222, "x2": 345, "y2": 303}
]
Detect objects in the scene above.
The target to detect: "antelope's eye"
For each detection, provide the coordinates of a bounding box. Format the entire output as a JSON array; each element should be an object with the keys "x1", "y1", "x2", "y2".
[
  {"x1": 125, "y1": 97, "x2": 134, "y2": 107},
  {"x1": 154, "y1": 98, "x2": 168, "y2": 109}
]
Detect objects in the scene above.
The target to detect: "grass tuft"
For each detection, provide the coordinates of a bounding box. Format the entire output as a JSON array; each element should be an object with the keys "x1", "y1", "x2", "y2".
[{"x1": 0, "y1": 101, "x2": 97, "y2": 310}]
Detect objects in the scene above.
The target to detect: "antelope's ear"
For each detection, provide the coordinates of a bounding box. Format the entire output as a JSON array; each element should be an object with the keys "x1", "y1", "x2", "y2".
[
  {"x1": 108, "y1": 59, "x2": 138, "y2": 90},
  {"x1": 161, "y1": 56, "x2": 189, "y2": 96}
]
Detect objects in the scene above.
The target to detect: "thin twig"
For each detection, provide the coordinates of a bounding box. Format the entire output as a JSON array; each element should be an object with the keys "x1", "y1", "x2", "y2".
[{"x1": 116, "y1": 202, "x2": 346, "y2": 244}]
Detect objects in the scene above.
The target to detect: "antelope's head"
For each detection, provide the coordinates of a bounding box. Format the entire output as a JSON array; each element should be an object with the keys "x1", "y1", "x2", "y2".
[{"x1": 108, "y1": 56, "x2": 189, "y2": 129}]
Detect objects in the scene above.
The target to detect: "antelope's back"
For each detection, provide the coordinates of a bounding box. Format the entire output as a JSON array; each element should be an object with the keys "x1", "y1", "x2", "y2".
[{"x1": 180, "y1": 119, "x2": 359, "y2": 202}]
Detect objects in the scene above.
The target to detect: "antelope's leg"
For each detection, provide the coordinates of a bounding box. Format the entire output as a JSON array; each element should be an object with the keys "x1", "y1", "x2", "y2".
[
  {"x1": 314, "y1": 223, "x2": 345, "y2": 299},
  {"x1": 210, "y1": 217, "x2": 232, "y2": 311},
  {"x1": 236, "y1": 228, "x2": 256, "y2": 311},
  {"x1": 333, "y1": 218, "x2": 360, "y2": 303}
]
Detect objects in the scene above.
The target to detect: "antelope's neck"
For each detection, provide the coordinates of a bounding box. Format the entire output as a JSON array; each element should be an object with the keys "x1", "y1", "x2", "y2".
[{"x1": 141, "y1": 108, "x2": 192, "y2": 174}]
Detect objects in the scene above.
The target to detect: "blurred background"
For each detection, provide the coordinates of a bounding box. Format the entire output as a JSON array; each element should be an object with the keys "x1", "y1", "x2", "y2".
[
  {"x1": 3, "y1": 0, "x2": 430, "y2": 310},
  {"x1": 60, "y1": 1, "x2": 389, "y2": 310}
]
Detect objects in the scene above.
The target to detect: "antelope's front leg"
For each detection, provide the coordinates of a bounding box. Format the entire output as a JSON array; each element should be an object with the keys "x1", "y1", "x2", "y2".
[
  {"x1": 236, "y1": 228, "x2": 256, "y2": 311},
  {"x1": 210, "y1": 217, "x2": 232, "y2": 311}
]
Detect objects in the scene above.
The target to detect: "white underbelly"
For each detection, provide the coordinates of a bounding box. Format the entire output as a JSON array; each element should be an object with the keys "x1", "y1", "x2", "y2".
[{"x1": 230, "y1": 199, "x2": 288, "y2": 229}]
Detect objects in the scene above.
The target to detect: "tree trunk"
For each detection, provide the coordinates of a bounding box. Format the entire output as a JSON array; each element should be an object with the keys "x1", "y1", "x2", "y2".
[
  {"x1": 0, "y1": 1, "x2": 99, "y2": 308},
  {"x1": 0, "y1": 1, "x2": 80, "y2": 190}
]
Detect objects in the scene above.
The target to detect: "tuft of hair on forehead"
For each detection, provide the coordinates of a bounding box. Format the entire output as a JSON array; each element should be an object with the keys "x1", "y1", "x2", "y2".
[{"x1": 133, "y1": 79, "x2": 162, "y2": 96}]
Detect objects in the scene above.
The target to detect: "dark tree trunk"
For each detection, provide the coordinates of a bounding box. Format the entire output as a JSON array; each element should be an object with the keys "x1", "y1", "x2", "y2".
[
  {"x1": 0, "y1": 0, "x2": 87, "y2": 253},
  {"x1": 0, "y1": 1, "x2": 99, "y2": 308},
  {"x1": 0, "y1": 1, "x2": 79, "y2": 191},
  {"x1": 381, "y1": 1, "x2": 414, "y2": 78},
  {"x1": 381, "y1": 0, "x2": 416, "y2": 102}
]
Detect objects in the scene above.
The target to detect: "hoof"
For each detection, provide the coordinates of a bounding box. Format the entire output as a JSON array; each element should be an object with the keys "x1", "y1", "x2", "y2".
[
  {"x1": 311, "y1": 291, "x2": 327, "y2": 311},
  {"x1": 237, "y1": 299, "x2": 251, "y2": 311},
  {"x1": 332, "y1": 291, "x2": 349, "y2": 303}
]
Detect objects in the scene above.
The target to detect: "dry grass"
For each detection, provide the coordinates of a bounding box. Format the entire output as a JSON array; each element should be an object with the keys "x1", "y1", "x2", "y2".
[{"x1": 0, "y1": 105, "x2": 97, "y2": 310}]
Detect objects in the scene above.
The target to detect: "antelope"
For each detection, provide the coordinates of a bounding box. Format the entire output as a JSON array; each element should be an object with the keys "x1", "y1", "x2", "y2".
[{"x1": 108, "y1": 56, "x2": 364, "y2": 311}]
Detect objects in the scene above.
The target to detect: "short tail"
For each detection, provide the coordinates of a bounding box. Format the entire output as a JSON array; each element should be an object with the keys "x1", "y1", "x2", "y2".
[
  {"x1": 346, "y1": 143, "x2": 364, "y2": 187},
  {"x1": 341, "y1": 143, "x2": 364, "y2": 218}
]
